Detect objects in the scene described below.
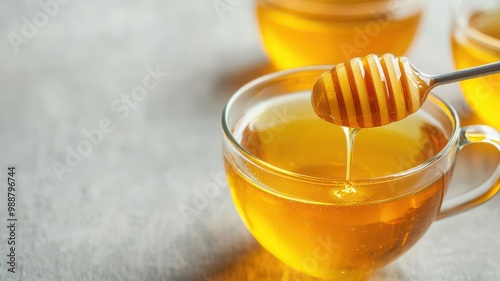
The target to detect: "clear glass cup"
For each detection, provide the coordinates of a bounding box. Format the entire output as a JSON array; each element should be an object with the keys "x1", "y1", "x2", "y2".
[
  {"x1": 221, "y1": 66, "x2": 500, "y2": 280},
  {"x1": 256, "y1": 0, "x2": 424, "y2": 69},
  {"x1": 451, "y1": 0, "x2": 500, "y2": 130}
]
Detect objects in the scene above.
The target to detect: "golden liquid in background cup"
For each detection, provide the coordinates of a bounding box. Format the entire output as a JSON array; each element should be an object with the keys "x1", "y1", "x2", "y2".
[
  {"x1": 451, "y1": 0, "x2": 500, "y2": 130},
  {"x1": 222, "y1": 67, "x2": 500, "y2": 280},
  {"x1": 256, "y1": 0, "x2": 423, "y2": 69}
]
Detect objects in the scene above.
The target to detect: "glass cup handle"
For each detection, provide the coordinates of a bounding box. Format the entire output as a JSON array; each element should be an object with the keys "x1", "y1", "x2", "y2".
[{"x1": 437, "y1": 125, "x2": 500, "y2": 220}]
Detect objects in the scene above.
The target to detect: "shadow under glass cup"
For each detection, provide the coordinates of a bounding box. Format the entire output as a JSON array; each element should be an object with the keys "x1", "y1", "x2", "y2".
[
  {"x1": 256, "y1": 0, "x2": 424, "y2": 70},
  {"x1": 221, "y1": 66, "x2": 500, "y2": 280},
  {"x1": 451, "y1": 0, "x2": 500, "y2": 130}
]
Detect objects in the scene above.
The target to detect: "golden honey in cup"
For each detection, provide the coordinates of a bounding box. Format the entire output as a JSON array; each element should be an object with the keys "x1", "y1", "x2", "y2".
[
  {"x1": 224, "y1": 91, "x2": 449, "y2": 279},
  {"x1": 256, "y1": 0, "x2": 423, "y2": 69},
  {"x1": 452, "y1": 2, "x2": 500, "y2": 130}
]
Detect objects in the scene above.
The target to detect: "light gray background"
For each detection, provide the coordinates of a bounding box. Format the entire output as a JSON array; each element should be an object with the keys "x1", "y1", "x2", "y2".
[{"x1": 0, "y1": 0, "x2": 499, "y2": 280}]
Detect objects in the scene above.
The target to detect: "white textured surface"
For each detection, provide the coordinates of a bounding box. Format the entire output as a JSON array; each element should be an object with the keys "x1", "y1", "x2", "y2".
[{"x1": 0, "y1": 0, "x2": 499, "y2": 280}]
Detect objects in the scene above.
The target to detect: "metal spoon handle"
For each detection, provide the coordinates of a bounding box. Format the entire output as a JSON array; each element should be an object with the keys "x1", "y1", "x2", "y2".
[{"x1": 432, "y1": 61, "x2": 500, "y2": 86}]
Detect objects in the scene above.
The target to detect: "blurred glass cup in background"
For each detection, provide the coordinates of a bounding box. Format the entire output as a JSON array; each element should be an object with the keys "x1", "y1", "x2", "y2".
[
  {"x1": 451, "y1": 0, "x2": 500, "y2": 130},
  {"x1": 256, "y1": 0, "x2": 424, "y2": 69}
]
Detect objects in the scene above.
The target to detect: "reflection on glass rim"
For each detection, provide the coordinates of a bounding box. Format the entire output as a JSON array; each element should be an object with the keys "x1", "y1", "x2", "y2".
[
  {"x1": 257, "y1": 0, "x2": 423, "y2": 19},
  {"x1": 454, "y1": 0, "x2": 500, "y2": 52}
]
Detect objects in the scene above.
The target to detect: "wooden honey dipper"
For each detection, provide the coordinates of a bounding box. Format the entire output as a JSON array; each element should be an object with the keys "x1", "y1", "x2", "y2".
[{"x1": 312, "y1": 53, "x2": 500, "y2": 128}]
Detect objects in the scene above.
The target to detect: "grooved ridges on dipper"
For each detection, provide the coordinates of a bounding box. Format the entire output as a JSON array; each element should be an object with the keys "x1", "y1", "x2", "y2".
[{"x1": 312, "y1": 54, "x2": 427, "y2": 128}]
